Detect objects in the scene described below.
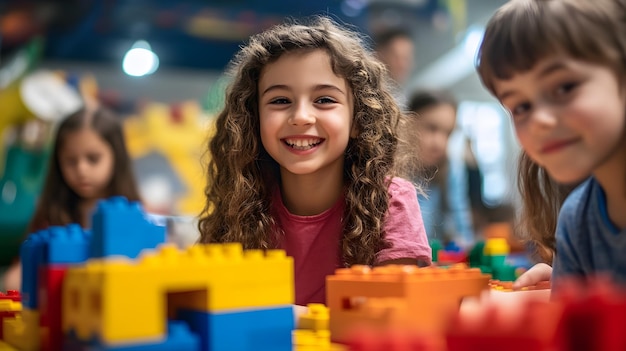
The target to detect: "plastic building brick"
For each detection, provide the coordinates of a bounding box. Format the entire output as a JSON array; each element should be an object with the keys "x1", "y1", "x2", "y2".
[
  {"x1": 446, "y1": 278, "x2": 626, "y2": 351},
  {"x1": 483, "y1": 238, "x2": 509, "y2": 264},
  {"x1": 298, "y1": 304, "x2": 329, "y2": 332},
  {"x1": 2, "y1": 308, "x2": 40, "y2": 351},
  {"x1": 343, "y1": 328, "x2": 439, "y2": 351},
  {"x1": 19, "y1": 224, "x2": 91, "y2": 309},
  {"x1": 39, "y1": 266, "x2": 68, "y2": 351},
  {"x1": 46, "y1": 225, "x2": 92, "y2": 264},
  {"x1": 490, "y1": 280, "x2": 551, "y2": 292},
  {"x1": 0, "y1": 293, "x2": 21, "y2": 340},
  {"x1": 436, "y1": 251, "x2": 468, "y2": 266},
  {"x1": 295, "y1": 304, "x2": 346, "y2": 351},
  {"x1": 552, "y1": 279, "x2": 626, "y2": 351},
  {"x1": 64, "y1": 321, "x2": 200, "y2": 351},
  {"x1": 0, "y1": 340, "x2": 17, "y2": 351},
  {"x1": 446, "y1": 298, "x2": 561, "y2": 351},
  {"x1": 176, "y1": 306, "x2": 293, "y2": 351},
  {"x1": 468, "y1": 239, "x2": 518, "y2": 282},
  {"x1": 0, "y1": 292, "x2": 20, "y2": 303},
  {"x1": 444, "y1": 242, "x2": 462, "y2": 252},
  {"x1": 326, "y1": 264, "x2": 490, "y2": 343},
  {"x1": 293, "y1": 330, "x2": 331, "y2": 350},
  {"x1": 89, "y1": 196, "x2": 166, "y2": 259},
  {"x1": 63, "y1": 243, "x2": 294, "y2": 344},
  {"x1": 293, "y1": 330, "x2": 347, "y2": 351},
  {"x1": 429, "y1": 240, "x2": 442, "y2": 263}
]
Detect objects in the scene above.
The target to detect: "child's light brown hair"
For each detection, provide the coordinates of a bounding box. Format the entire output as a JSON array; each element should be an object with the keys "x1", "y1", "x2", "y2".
[{"x1": 476, "y1": 0, "x2": 626, "y2": 261}]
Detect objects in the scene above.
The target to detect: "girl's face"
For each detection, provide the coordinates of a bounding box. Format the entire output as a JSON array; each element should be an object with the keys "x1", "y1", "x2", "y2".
[
  {"x1": 258, "y1": 49, "x2": 354, "y2": 181},
  {"x1": 59, "y1": 128, "x2": 115, "y2": 200},
  {"x1": 416, "y1": 103, "x2": 456, "y2": 167},
  {"x1": 493, "y1": 57, "x2": 626, "y2": 184}
]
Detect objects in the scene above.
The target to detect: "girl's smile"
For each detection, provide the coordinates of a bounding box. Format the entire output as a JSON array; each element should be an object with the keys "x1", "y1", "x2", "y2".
[
  {"x1": 539, "y1": 137, "x2": 581, "y2": 154},
  {"x1": 282, "y1": 136, "x2": 324, "y2": 152}
]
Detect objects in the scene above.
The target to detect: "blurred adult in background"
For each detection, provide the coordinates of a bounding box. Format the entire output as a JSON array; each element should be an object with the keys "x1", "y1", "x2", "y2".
[
  {"x1": 373, "y1": 28, "x2": 415, "y2": 106},
  {"x1": 409, "y1": 89, "x2": 474, "y2": 245}
]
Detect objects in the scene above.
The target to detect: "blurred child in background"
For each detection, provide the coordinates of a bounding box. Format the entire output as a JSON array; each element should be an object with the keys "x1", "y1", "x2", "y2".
[
  {"x1": 408, "y1": 90, "x2": 474, "y2": 246},
  {"x1": 2, "y1": 107, "x2": 140, "y2": 290}
]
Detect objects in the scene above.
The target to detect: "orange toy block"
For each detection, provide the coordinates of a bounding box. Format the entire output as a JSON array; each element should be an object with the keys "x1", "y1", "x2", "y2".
[
  {"x1": 487, "y1": 280, "x2": 551, "y2": 303},
  {"x1": 326, "y1": 264, "x2": 490, "y2": 343}
]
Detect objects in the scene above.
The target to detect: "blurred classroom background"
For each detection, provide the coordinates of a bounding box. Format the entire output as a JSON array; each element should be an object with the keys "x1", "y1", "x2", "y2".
[{"x1": 0, "y1": 0, "x2": 523, "y2": 268}]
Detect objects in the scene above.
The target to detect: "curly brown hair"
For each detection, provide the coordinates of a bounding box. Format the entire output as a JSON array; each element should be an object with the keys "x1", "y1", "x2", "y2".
[
  {"x1": 198, "y1": 16, "x2": 417, "y2": 266},
  {"x1": 476, "y1": 0, "x2": 626, "y2": 261}
]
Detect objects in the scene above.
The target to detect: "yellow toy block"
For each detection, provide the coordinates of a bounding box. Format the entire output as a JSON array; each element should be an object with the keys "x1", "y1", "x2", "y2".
[
  {"x1": 297, "y1": 304, "x2": 329, "y2": 331},
  {"x1": 0, "y1": 341, "x2": 17, "y2": 351},
  {"x1": 63, "y1": 243, "x2": 294, "y2": 344},
  {"x1": 293, "y1": 329, "x2": 346, "y2": 351},
  {"x1": 3, "y1": 309, "x2": 40, "y2": 351},
  {"x1": 0, "y1": 300, "x2": 21, "y2": 314},
  {"x1": 483, "y1": 238, "x2": 510, "y2": 256},
  {"x1": 326, "y1": 264, "x2": 490, "y2": 343},
  {"x1": 123, "y1": 101, "x2": 211, "y2": 214}
]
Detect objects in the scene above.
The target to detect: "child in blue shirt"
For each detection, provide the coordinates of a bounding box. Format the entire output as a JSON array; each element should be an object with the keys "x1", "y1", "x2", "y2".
[{"x1": 476, "y1": 0, "x2": 626, "y2": 289}]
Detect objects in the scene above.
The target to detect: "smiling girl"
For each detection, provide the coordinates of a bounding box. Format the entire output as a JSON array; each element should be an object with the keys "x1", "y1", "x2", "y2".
[{"x1": 198, "y1": 16, "x2": 432, "y2": 305}]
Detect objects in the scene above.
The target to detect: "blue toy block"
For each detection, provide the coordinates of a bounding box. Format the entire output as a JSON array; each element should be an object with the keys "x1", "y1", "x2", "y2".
[
  {"x1": 20, "y1": 224, "x2": 91, "y2": 309},
  {"x1": 21, "y1": 229, "x2": 48, "y2": 308},
  {"x1": 89, "y1": 196, "x2": 166, "y2": 259},
  {"x1": 177, "y1": 306, "x2": 294, "y2": 351},
  {"x1": 47, "y1": 224, "x2": 91, "y2": 264},
  {"x1": 64, "y1": 321, "x2": 200, "y2": 351},
  {"x1": 444, "y1": 241, "x2": 462, "y2": 252}
]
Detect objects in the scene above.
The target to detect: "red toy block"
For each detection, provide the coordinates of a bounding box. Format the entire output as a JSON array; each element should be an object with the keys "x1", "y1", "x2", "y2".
[
  {"x1": 553, "y1": 279, "x2": 626, "y2": 351},
  {"x1": 38, "y1": 265, "x2": 68, "y2": 351},
  {"x1": 345, "y1": 328, "x2": 439, "y2": 351},
  {"x1": 0, "y1": 291, "x2": 21, "y2": 302},
  {"x1": 436, "y1": 251, "x2": 468, "y2": 265},
  {"x1": 0, "y1": 291, "x2": 21, "y2": 339},
  {"x1": 446, "y1": 299, "x2": 561, "y2": 351}
]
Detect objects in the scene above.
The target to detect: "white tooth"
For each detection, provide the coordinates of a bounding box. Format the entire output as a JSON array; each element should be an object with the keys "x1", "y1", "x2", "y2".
[
  {"x1": 297, "y1": 140, "x2": 303, "y2": 147},
  {"x1": 308, "y1": 139, "x2": 314, "y2": 146}
]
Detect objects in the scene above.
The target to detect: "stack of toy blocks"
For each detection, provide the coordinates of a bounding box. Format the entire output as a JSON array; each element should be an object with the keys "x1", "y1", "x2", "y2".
[
  {"x1": 63, "y1": 243, "x2": 295, "y2": 351},
  {"x1": 326, "y1": 263, "x2": 491, "y2": 344},
  {"x1": 435, "y1": 241, "x2": 468, "y2": 266},
  {"x1": 447, "y1": 278, "x2": 626, "y2": 351},
  {"x1": 0, "y1": 196, "x2": 296, "y2": 351},
  {"x1": 0, "y1": 290, "x2": 21, "y2": 351},
  {"x1": 340, "y1": 278, "x2": 626, "y2": 351},
  {"x1": 469, "y1": 238, "x2": 517, "y2": 282}
]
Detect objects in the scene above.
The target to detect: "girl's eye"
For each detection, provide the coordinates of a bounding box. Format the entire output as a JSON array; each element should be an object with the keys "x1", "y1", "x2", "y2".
[
  {"x1": 269, "y1": 98, "x2": 290, "y2": 104},
  {"x1": 316, "y1": 97, "x2": 337, "y2": 104},
  {"x1": 87, "y1": 154, "x2": 101, "y2": 164},
  {"x1": 62, "y1": 158, "x2": 78, "y2": 167},
  {"x1": 554, "y1": 81, "x2": 578, "y2": 98},
  {"x1": 510, "y1": 102, "x2": 531, "y2": 119}
]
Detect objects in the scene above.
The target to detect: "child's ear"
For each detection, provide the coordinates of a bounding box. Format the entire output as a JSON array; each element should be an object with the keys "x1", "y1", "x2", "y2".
[{"x1": 350, "y1": 124, "x2": 359, "y2": 138}]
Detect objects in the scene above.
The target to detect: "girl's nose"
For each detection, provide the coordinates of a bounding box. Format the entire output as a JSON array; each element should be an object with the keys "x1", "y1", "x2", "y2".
[
  {"x1": 76, "y1": 159, "x2": 89, "y2": 176},
  {"x1": 289, "y1": 102, "x2": 315, "y2": 126},
  {"x1": 529, "y1": 106, "x2": 558, "y2": 132}
]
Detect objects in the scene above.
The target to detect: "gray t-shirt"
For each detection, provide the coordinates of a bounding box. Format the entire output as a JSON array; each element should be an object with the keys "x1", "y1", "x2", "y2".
[{"x1": 552, "y1": 177, "x2": 626, "y2": 288}]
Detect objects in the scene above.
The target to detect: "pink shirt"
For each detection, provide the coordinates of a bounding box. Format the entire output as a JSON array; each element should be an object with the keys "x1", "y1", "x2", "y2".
[{"x1": 273, "y1": 177, "x2": 431, "y2": 305}]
